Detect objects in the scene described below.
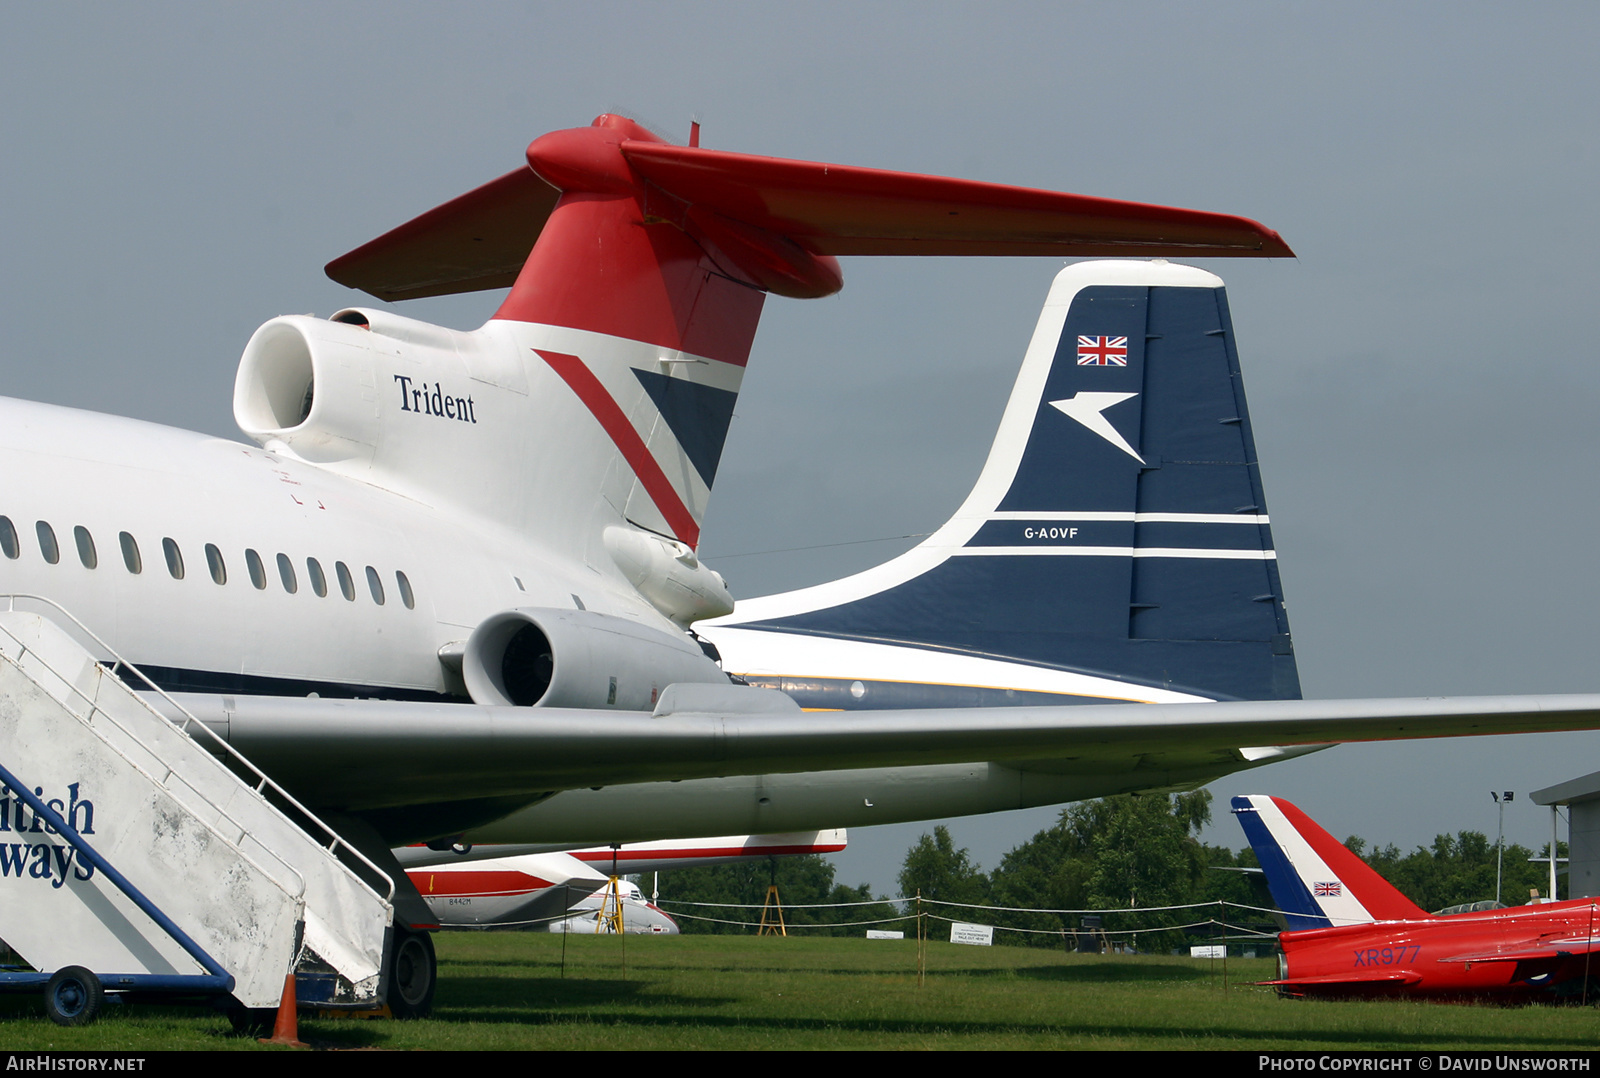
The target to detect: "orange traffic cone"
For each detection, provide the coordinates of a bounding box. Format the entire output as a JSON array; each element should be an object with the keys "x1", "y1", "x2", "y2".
[{"x1": 258, "y1": 973, "x2": 308, "y2": 1048}]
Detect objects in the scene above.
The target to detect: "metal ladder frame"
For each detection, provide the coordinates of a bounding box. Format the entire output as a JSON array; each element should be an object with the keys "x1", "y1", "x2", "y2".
[{"x1": 0, "y1": 594, "x2": 396, "y2": 999}]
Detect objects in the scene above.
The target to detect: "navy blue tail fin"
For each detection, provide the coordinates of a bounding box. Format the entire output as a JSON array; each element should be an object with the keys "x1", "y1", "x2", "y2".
[{"x1": 709, "y1": 261, "x2": 1299, "y2": 704}]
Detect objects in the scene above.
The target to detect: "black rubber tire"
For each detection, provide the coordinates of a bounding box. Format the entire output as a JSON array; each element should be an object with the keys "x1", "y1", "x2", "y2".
[
  {"x1": 387, "y1": 927, "x2": 436, "y2": 1019},
  {"x1": 44, "y1": 966, "x2": 103, "y2": 1027}
]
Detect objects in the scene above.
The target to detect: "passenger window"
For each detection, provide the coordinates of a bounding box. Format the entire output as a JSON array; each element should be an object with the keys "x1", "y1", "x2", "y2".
[
  {"x1": 119, "y1": 532, "x2": 141, "y2": 574},
  {"x1": 365, "y1": 565, "x2": 385, "y2": 605},
  {"x1": 205, "y1": 544, "x2": 227, "y2": 585},
  {"x1": 0, "y1": 517, "x2": 19, "y2": 560},
  {"x1": 396, "y1": 570, "x2": 415, "y2": 610},
  {"x1": 306, "y1": 557, "x2": 327, "y2": 598},
  {"x1": 73, "y1": 526, "x2": 97, "y2": 569},
  {"x1": 162, "y1": 538, "x2": 184, "y2": 580},
  {"x1": 277, "y1": 553, "x2": 298, "y2": 594},
  {"x1": 36, "y1": 522, "x2": 59, "y2": 565},
  {"x1": 245, "y1": 548, "x2": 266, "y2": 590},
  {"x1": 336, "y1": 561, "x2": 355, "y2": 601}
]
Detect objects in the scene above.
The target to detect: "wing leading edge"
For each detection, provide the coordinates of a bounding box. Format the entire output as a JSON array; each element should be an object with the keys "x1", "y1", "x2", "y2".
[{"x1": 159, "y1": 686, "x2": 1600, "y2": 813}]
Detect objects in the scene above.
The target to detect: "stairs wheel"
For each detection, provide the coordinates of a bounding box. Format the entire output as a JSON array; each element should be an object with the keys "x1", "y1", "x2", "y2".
[
  {"x1": 45, "y1": 966, "x2": 103, "y2": 1027},
  {"x1": 388, "y1": 927, "x2": 436, "y2": 1019}
]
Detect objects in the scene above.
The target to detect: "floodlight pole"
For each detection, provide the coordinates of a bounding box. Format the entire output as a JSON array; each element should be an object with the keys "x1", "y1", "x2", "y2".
[{"x1": 1492, "y1": 791, "x2": 1513, "y2": 905}]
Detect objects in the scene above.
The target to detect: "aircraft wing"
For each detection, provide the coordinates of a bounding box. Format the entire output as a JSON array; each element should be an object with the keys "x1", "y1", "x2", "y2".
[{"x1": 161, "y1": 687, "x2": 1600, "y2": 814}]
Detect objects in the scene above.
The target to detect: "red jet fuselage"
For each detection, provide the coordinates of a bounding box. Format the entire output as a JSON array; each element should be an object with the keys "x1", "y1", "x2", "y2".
[{"x1": 1277, "y1": 901, "x2": 1600, "y2": 1002}]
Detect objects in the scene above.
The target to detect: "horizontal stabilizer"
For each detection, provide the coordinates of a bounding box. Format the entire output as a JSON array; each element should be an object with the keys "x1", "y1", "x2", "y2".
[
  {"x1": 619, "y1": 142, "x2": 1295, "y2": 259},
  {"x1": 327, "y1": 115, "x2": 1292, "y2": 302},
  {"x1": 326, "y1": 168, "x2": 559, "y2": 301}
]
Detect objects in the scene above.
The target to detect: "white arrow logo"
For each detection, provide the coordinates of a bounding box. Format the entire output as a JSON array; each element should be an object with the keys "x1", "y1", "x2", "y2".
[{"x1": 1048, "y1": 392, "x2": 1144, "y2": 463}]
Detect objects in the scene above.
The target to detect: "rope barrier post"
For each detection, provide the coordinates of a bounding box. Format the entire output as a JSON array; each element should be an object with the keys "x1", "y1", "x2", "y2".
[
  {"x1": 916, "y1": 890, "x2": 925, "y2": 988},
  {"x1": 1220, "y1": 900, "x2": 1228, "y2": 992}
]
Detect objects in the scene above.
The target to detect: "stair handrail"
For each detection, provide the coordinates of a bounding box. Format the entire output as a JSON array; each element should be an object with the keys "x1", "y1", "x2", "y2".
[{"x1": 0, "y1": 594, "x2": 395, "y2": 905}]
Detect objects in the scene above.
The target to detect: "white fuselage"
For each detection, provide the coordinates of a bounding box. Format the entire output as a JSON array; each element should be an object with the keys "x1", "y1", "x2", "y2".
[
  {"x1": 0, "y1": 394, "x2": 662, "y2": 697},
  {"x1": 0, "y1": 391, "x2": 1215, "y2": 848}
]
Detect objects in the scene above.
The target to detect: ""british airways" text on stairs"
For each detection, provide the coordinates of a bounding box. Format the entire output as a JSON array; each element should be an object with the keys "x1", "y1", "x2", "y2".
[{"x1": 0, "y1": 782, "x2": 96, "y2": 887}]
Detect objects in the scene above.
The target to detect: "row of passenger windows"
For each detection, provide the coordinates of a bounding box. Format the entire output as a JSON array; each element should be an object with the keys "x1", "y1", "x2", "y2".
[{"x1": 0, "y1": 516, "x2": 415, "y2": 610}]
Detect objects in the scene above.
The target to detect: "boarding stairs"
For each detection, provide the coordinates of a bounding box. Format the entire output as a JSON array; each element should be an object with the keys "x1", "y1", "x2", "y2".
[{"x1": 0, "y1": 597, "x2": 393, "y2": 1010}]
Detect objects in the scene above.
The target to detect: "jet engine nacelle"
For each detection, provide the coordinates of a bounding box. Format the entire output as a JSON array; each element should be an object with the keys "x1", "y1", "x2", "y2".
[
  {"x1": 462, "y1": 607, "x2": 729, "y2": 709},
  {"x1": 233, "y1": 309, "x2": 478, "y2": 466}
]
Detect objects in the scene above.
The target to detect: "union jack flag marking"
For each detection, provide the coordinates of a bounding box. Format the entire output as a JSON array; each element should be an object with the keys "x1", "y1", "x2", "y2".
[
  {"x1": 1314, "y1": 881, "x2": 1342, "y2": 898},
  {"x1": 1077, "y1": 335, "x2": 1128, "y2": 366}
]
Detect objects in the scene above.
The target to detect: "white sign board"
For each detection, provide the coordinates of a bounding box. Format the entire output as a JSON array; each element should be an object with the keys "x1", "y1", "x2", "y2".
[
  {"x1": 950, "y1": 922, "x2": 994, "y2": 946},
  {"x1": 1190, "y1": 945, "x2": 1227, "y2": 959},
  {"x1": 866, "y1": 930, "x2": 904, "y2": 940}
]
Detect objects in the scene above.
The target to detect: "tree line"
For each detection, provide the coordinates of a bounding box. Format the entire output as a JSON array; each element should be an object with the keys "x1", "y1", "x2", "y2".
[{"x1": 643, "y1": 791, "x2": 1566, "y2": 947}]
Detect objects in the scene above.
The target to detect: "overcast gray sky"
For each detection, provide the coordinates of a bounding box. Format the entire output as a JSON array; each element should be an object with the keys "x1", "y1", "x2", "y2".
[{"x1": 4, "y1": 3, "x2": 1598, "y2": 894}]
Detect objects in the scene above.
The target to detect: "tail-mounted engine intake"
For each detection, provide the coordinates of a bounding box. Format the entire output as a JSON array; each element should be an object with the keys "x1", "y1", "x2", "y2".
[
  {"x1": 461, "y1": 607, "x2": 728, "y2": 709},
  {"x1": 232, "y1": 308, "x2": 491, "y2": 466}
]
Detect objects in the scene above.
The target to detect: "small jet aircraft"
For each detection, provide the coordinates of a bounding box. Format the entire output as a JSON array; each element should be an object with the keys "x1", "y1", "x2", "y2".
[
  {"x1": 403, "y1": 830, "x2": 844, "y2": 931},
  {"x1": 11, "y1": 111, "x2": 1600, "y2": 1015},
  {"x1": 409, "y1": 852, "x2": 684, "y2": 934},
  {"x1": 408, "y1": 850, "x2": 609, "y2": 931},
  {"x1": 1233, "y1": 794, "x2": 1600, "y2": 1002}
]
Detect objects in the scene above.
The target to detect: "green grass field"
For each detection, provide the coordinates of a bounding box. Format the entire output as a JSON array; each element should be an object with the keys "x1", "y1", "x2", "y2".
[{"x1": 0, "y1": 933, "x2": 1596, "y2": 1051}]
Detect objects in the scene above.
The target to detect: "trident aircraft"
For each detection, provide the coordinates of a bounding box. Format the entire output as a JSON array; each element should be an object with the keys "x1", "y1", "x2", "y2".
[
  {"x1": 1234, "y1": 794, "x2": 1600, "y2": 1002},
  {"x1": 9, "y1": 112, "x2": 1600, "y2": 1015}
]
